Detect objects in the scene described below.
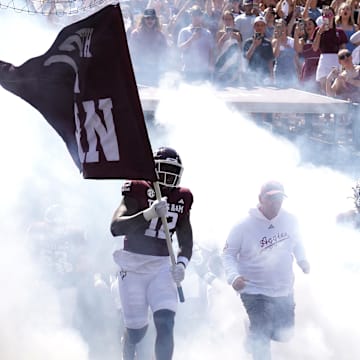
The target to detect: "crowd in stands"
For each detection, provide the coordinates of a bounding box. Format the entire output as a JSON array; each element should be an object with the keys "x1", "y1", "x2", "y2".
[{"x1": 121, "y1": 0, "x2": 360, "y2": 102}]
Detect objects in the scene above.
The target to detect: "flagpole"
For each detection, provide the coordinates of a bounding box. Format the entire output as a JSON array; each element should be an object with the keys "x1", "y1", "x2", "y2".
[{"x1": 153, "y1": 181, "x2": 185, "y2": 303}]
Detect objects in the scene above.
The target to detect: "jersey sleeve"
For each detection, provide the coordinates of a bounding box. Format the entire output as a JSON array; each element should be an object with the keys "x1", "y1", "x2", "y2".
[
  {"x1": 175, "y1": 188, "x2": 194, "y2": 266},
  {"x1": 111, "y1": 180, "x2": 149, "y2": 236}
]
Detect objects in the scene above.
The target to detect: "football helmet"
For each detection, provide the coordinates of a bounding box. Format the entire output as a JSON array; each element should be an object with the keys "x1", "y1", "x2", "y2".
[
  {"x1": 154, "y1": 147, "x2": 183, "y2": 187},
  {"x1": 352, "y1": 180, "x2": 360, "y2": 210}
]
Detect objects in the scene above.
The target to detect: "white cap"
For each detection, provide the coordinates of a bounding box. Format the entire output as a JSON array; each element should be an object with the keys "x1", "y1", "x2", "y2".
[{"x1": 254, "y1": 16, "x2": 266, "y2": 25}]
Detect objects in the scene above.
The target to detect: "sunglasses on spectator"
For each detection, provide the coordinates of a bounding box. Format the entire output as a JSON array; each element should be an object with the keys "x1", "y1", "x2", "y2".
[{"x1": 338, "y1": 52, "x2": 351, "y2": 60}]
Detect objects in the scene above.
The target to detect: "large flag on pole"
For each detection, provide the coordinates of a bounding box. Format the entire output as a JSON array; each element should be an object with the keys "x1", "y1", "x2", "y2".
[{"x1": 0, "y1": 4, "x2": 157, "y2": 181}]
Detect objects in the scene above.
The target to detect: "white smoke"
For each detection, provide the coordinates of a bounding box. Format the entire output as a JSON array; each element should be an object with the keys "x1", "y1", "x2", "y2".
[
  {"x1": 1, "y1": 7, "x2": 360, "y2": 360},
  {"x1": 153, "y1": 82, "x2": 360, "y2": 359},
  {"x1": 0, "y1": 10, "x2": 118, "y2": 360}
]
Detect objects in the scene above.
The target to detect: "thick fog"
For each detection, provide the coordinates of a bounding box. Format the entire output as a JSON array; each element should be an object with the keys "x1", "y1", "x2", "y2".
[{"x1": 0, "y1": 7, "x2": 360, "y2": 360}]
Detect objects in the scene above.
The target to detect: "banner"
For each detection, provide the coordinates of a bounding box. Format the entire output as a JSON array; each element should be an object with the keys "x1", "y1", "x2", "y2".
[{"x1": 0, "y1": 4, "x2": 157, "y2": 181}]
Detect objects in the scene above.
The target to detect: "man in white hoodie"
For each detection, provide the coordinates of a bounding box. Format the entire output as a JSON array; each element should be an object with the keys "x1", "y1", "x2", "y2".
[{"x1": 222, "y1": 180, "x2": 310, "y2": 360}]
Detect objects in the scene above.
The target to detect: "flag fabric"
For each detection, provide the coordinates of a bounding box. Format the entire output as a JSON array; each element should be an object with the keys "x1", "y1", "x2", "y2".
[{"x1": 0, "y1": 4, "x2": 157, "y2": 181}]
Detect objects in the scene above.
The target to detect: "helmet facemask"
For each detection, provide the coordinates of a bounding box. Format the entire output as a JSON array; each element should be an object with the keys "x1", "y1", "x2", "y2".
[{"x1": 155, "y1": 159, "x2": 183, "y2": 187}]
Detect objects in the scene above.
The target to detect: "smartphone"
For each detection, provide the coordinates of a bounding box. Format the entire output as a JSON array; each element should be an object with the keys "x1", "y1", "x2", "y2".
[
  {"x1": 297, "y1": 18, "x2": 305, "y2": 31},
  {"x1": 323, "y1": 17, "x2": 329, "y2": 31},
  {"x1": 255, "y1": 32, "x2": 262, "y2": 40},
  {"x1": 275, "y1": 22, "x2": 283, "y2": 31}
]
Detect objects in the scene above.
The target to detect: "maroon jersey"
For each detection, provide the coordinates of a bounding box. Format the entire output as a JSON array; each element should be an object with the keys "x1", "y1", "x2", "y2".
[
  {"x1": 121, "y1": 180, "x2": 193, "y2": 259},
  {"x1": 313, "y1": 27, "x2": 348, "y2": 54}
]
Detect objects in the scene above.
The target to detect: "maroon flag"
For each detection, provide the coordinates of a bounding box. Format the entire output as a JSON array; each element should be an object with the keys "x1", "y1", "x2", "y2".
[{"x1": 0, "y1": 4, "x2": 157, "y2": 181}]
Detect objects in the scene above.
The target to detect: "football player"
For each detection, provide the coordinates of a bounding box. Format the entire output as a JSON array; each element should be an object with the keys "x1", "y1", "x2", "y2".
[{"x1": 110, "y1": 147, "x2": 193, "y2": 360}]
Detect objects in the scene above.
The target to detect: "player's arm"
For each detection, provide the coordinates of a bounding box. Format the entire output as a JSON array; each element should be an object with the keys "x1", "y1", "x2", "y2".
[
  {"x1": 110, "y1": 195, "x2": 148, "y2": 236},
  {"x1": 175, "y1": 214, "x2": 193, "y2": 267},
  {"x1": 111, "y1": 194, "x2": 168, "y2": 236}
]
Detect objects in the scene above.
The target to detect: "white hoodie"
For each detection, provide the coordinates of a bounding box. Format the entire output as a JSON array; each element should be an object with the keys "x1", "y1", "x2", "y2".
[{"x1": 222, "y1": 206, "x2": 307, "y2": 297}]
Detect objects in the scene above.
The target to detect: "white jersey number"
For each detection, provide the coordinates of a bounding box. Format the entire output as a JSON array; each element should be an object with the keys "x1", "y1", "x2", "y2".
[{"x1": 144, "y1": 211, "x2": 178, "y2": 239}]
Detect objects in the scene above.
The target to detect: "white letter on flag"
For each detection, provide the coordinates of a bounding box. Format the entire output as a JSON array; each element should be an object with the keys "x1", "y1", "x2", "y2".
[{"x1": 74, "y1": 98, "x2": 120, "y2": 163}]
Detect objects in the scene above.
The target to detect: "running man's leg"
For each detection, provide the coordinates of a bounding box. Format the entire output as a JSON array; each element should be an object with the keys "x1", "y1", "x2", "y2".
[{"x1": 241, "y1": 293, "x2": 272, "y2": 360}]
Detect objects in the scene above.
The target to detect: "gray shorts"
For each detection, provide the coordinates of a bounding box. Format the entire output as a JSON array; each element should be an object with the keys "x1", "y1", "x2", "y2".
[{"x1": 240, "y1": 292, "x2": 295, "y2": 342}]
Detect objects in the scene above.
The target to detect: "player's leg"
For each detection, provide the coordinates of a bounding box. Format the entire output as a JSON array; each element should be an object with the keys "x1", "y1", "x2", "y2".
[
  {"x1": 148, "y1": 264, "x2": 178, "y2": 360},
  {"x1": 122, "y1": 326, "x2": 148, "y2": 360},
  {"x1": 153, "y1": 309, "x2": 175, "y2": 360},
  {"x1": 118, "y1": 270, "x2": 151, "y2": 360}
]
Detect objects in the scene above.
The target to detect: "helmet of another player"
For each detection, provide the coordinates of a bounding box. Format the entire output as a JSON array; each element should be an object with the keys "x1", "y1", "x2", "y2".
[
  {"x1": 153, "y1": 147, "x2": 183, "y2": 187},
  {"x1": 352, "y1": 180, "x2": 360, "y2": 210}
]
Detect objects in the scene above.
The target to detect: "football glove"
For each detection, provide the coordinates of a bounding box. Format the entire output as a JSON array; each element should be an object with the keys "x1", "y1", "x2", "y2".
[
  {"x1": 143, "y1": 197, "x2": 168, "y2": 221},
  {"x1": 171, "y1": 262, "x2": 186, "y2": 283}
]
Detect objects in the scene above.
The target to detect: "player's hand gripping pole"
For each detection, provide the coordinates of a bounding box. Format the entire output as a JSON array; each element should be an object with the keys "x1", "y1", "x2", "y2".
[{"x1": 153, "y1": 181, "x2": 185, "y2": 303}]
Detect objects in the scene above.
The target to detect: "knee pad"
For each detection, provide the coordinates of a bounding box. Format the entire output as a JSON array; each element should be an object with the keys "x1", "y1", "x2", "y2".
[
  {"x1": 125, "y1": 325, "x2": 148, "y2": 345},
  {"x1": 153, "y1": 309, "x2": 175, "y2": 335}
]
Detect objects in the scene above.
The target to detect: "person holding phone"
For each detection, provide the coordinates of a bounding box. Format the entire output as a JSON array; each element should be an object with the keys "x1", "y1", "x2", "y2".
[
  {"x1": 177, "y1": 5, "x2": 214, "y2": 82},
  {"x1": 294, "y1": 17, "x2": 321, "y2": 91},
  {"x1": 243, "y1": 16, "x2": 274, "y2": 85},
  {"x1": 326, "y1": 49, "x2": 360, "y2": 100},
  {"x1": 214, "y1": 10, "x2": 243, "y2": 86},
  {"x1": 312, "y1": 6, "x2": 347, "y2": 94},
  {"x1": 272, "y1": 18, "x2": 299, "y2": 88}
]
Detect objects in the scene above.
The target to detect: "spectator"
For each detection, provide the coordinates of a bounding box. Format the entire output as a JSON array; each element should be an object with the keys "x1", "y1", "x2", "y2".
[
  {"x1": 146, "y1": 0, "x2": 170, "y2": 25},
  {"x1": 205, "y1": 0, "x2": 225, "y2": 37},
  {"x1": 223, "y1": 0, "x2": 243, "y2": 16},
  {"x1": 272, "y1": 18, "x2": 299, "y2": 87},
  {"x1": 177, "y1": 5, "x2": 215, "y2": 82},
  {"x1": 275, "y1": 0, "x2": 295, "y2": 24},
  {"x1": 330, "y1": 0, "x2": 344, "y2": 16},
  {"x1": 312, "y1": 6, "x2": 347, "y2": 94},
  {"x1": 325, "y1": 48, "x2": 360, "y2": 101},
  {"x1": 167, "y1": 0, "x2": 193, "y2": 44},
  {"x1": 110, "y1": 147, "x2": 193, "y2": 360},
  {"x1": 335, "y1": 2, "x2": 358, "y2": 52},
  {"x1": 222, "y1": 181, "x2": 310, "y2": 360},
  {"x1": 294, "y1": 17, "x2": 321, "y2": 91},
  {"x1": 128, "y1": 8, "x2": 169, "y2": 86},
  {"x1": 325, "y1": 49, "x2": 360, "y2": 148},
  {"x1": 264, "y1": 6, "x2": 276, "y2": 39},
  {"x1": 243, "y1": 15, "x2": 274, "y2": 85},
  {"x1": 302, "y1": 0, "x2": 322, "y2": 22},
  {"x1": 214, "y1": 10, "x2": 243, "y2": 86},
  {"x1": 235, "y1": 0, "x2": 259, "y2": 48},
  {"x1": 286, "y1": 3, "x2": 303, "y2": 37}
]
